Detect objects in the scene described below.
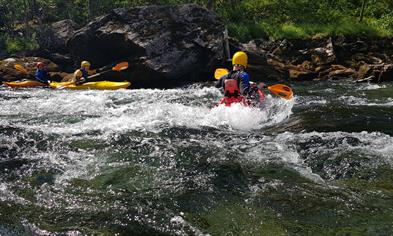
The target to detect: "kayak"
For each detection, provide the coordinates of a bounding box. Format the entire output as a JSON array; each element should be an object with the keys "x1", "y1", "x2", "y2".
[
  {"x1": 50, "y1": 81, "x2": 131, "y2": 90},
  {"x1": 3, "y1": 80, "x2": 131, "y2": 90},
  {"x1": 3, "y1": 80, "x2": 47, "y2": 88},
  {"x1": 219, "y1": 83, "x2": 266, "y2": 107}
]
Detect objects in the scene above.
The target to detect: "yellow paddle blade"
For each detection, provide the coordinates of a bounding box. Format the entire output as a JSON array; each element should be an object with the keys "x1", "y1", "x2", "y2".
[
  {"x1": 14, "y1": 64, "x2": 28, "y2": 74},
  {"x1": 268, "y1": 84, "x2": 293, "y2": 100},
  {"x1": 214, "y1": 68, "x2": 229, "y2": 80},
  {"x1": 112, "y1": 62, "x2": 129, "y2": 71}
]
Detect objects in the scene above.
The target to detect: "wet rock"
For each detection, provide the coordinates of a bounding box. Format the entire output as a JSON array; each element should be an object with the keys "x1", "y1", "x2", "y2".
[
  {"x1": 377, "y1": 64, "x2": 393, "y2": 82},
  {"x1": 66, "y1": 4, "x2": 224, "y2": 88},
  {"x1": 34, "y1": 50, "x2": 74, "y2": 72},
  {"x1": 238, "y1": 40, "x2": 286, "y2": 81},
  {"x1": 310, "y1": 38, "x2": 335, "y2": 66},
  {"x1": 239, "y1": 36, "x2": 393, "y2": 83},
  {"x1": 287, "y1": 64, "x2": 317, "y2": 81},
  {"x1": 328, "y1": 65, "x2": 356, "y2": 80},
  {"x1": 357, "y1": 63, "x2": 372, "y2": 80}
]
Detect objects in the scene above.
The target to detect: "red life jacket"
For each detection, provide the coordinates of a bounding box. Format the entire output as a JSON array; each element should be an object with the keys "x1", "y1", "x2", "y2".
[
  {"x1": 219, "y1": 96, "x2": 247, "y2": 106},
  {"x1": 224, "y1": 79, "x2": 240, "y2": 97}
]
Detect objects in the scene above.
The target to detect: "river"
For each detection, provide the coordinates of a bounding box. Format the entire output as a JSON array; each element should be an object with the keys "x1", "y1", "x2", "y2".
[{"x1": 1, "y1": 81, "x2": 393, "y2": 235}]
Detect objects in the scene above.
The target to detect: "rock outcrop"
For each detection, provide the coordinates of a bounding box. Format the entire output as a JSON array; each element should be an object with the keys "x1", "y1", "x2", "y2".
[
  {"x1": 37, "y1": 19, "x2": 78, "y2": 54},
  {"x1": 240, "y1": 36, "x2": 393, "y2": 83},
  {"x1": 66, "y1": 4, "x2": 225, "y2": 88},
  {"x1": 34, "y1": 19, "x2": 77, "y2": 72}
]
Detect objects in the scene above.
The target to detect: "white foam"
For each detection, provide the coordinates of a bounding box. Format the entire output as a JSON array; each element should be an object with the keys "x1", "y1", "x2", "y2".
[
  {"x1": 1, "y1": 87, "x2": 294, "y2": 134},
  {"x1": 358, "y1": 83, "x2": 387, "y2": 90}
]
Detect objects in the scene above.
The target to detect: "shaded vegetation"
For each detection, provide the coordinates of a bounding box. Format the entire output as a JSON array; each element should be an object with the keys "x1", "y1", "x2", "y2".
[{"x1": 0, "y1": 0, "x2": 393, "y2": 54}]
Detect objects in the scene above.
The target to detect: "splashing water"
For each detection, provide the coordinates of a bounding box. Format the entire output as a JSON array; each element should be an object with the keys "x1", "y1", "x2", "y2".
[{"x1": 1, "y1": 82, "x2": 393, "y2": 235}]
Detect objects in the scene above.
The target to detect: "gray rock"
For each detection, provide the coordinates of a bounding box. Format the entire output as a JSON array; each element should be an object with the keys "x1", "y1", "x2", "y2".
[
  {"x1": 66, "y1": 4, "x2": 224, "y2": 88},
  {"x1": 37, "y1": 19, "x2": 78, "y2": 54}
]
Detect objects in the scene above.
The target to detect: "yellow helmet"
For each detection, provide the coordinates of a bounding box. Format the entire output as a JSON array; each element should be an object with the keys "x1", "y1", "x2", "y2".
[
  {"x1": 81, "y1": 61, "x2": 91, "y2": 68},
  {"x1": 232, "y1": 51, "x2": 248, "y2": 68}
]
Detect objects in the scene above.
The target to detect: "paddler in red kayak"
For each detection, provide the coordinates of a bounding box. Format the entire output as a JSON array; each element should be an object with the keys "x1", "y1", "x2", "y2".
[
  {"x1": 215, "y1": 51, "x2": 265, "y2": 106},
  {"x1": 73, "y1": 61, "x2": 97, "y2": 85}
]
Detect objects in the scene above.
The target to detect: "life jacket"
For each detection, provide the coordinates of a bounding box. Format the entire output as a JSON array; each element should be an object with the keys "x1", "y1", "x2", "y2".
[
  {"x1": 224, "y1": 79, "x2": 240, "y2": 97},
  {"x1": 81, "y1": 68, "x2": 89, "y2": 78},
  {"x1": 219, "y1": 82, "x2": 266, "y2": 107},
  {"x1": 35, "y1": 69, "x2": 47, "y2": 80}
]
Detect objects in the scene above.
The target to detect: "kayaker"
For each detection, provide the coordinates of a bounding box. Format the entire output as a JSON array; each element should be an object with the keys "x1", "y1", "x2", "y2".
[
  {"x1": 34, "y1": 62, "x2": 50, "y2": 85},
  {"x1": 215, "y1": 51, "x2": 251, "y2": 97},
  {"x1": 215, "y1": 51, "x2": 252, "y2": 106},
  {"x1": 73, "y1": 61, "x2": 96, "y2": 85}
]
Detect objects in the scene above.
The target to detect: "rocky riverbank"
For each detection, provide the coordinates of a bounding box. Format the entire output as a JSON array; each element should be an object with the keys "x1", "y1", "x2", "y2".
[
  {"x1": 240, "y1": 36, "x2": 393, "y2": 83},
  {"x1": 1, "y1": 4, "x2": 393, "y2": 88}
]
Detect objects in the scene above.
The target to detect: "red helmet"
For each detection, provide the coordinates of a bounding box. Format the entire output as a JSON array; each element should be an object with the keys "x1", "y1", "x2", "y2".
[{"x1": 36, "y1": 62, "x2": 45, "y2": 68}]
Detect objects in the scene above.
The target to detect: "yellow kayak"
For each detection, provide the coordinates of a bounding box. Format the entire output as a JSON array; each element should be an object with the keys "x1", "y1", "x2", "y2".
[
  {"x1": 50, "y1": 81, "x2": 131, "y2": 90},
  {"x1": 3, "y1": 80, "x2": 47, "y2": 88}
]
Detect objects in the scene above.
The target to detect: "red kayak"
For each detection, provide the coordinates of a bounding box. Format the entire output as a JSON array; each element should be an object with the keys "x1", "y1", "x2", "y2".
[{"x1": 219, "y1": 83, "x2": 266, "y2": 107}]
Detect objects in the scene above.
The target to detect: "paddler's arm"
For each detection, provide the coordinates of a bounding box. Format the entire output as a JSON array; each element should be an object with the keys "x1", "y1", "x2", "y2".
[
  {"x1": 239, "y1": 72, "x2": 251, "y2": 95},
  {"x1": 215, "y1": 75, "x2": 226, "y2": 89},
  {"x1": 88, "y1": 69, "x2": 97, "y2": 76},
  {"x1": 73, "y1": 69, "x2": 85, "y2": 83}
]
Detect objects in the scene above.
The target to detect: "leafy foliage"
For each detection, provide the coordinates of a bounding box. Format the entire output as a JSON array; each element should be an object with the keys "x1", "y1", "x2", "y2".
[{"x1": 0, "y1": 0, "x2": 392, "y2": 53}]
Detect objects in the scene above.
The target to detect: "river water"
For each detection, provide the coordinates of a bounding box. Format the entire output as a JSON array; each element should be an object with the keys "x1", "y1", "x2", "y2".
[{"x1": 1, "y1": 81, "x2": 393, "y2": 235}]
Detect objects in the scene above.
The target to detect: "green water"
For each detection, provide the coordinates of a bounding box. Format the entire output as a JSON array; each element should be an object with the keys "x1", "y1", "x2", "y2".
[{"x1": 1, "y1": 82, "x2": 393, "y2": 235}]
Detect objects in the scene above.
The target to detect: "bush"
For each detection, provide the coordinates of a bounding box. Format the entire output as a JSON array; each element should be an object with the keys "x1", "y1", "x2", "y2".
[
  {"x1": 4, "y1": 35, "x2": 39, "y2": 54},
  {"x1": 227, "y1": 22, "x2": 269, "y2": 42},
  {"x1": 379, "y1": 13, "x2": 393, "y2": 31},
  {"x1": 219, "y1": 0, "x2": 393, "y2": 40}
]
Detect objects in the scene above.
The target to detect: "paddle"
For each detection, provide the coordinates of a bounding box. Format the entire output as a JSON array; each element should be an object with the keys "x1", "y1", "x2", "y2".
[
  {"x1": 87, "y1": 61, "x2": 129, "y2": 80},
  {"x1": 14, "y1": 64, "x2": 29, "y2": 74},
  {"x1": 54, "y1": 61, "x2": 129, "y2": 89},
  {"x1": 214, "y1": 68, "x2": 293, "y2": 100}
]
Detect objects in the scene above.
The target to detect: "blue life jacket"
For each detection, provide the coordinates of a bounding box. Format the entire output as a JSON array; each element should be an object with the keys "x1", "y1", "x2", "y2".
[
  {"x1": 35, "y1": 69, "x2": 49, "y2": 84},
  {"x1": 35, "y1": 69, "x2": 47, "y2": 80},
  {"x1": 81, "y1": 68, "x2": 89, "y2": 78}
]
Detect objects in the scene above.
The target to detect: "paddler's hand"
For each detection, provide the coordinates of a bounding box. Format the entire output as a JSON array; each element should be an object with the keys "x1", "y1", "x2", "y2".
[{"x1": 257, "y1": 83, "x2": 267, "y2": 90}]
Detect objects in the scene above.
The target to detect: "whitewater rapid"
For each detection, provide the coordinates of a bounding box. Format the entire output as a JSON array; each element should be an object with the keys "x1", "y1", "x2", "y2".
[{"x1": 1, "y1": 82, "x2": 393, "y2": 235}]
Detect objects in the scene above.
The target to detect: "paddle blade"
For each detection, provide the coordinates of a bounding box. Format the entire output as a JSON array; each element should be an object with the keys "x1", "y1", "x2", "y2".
[
  {"x1": 112, "y1": 62, "x2": 129, "y2": 71},
  {"x1": 268, "y1": 84, "x2": 293, "y2": 100},
  {"x1": 14, "y1": 64, "x2": 28, "y2": 74},
  {"x1": 214, "y1": 68, "x2": 229, "y2": 80}
]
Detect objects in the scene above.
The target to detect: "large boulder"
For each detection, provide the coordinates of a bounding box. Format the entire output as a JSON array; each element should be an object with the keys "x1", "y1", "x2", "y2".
[
  {"x1": 34, "y1": 20, "x2": 77, "y2": 72},
  {"x1": 66, "y1": 4, "x2": 225, "y2": 88},
  {"x1": 37, "y1": 19, "x2": 78, "y2": 54}
]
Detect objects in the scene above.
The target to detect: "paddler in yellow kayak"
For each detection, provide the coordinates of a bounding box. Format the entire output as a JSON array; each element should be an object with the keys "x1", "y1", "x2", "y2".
[
  {"x1": 35, "y1": 62, "x2": 51, "y2": 85},
  {"x1": 73, "y1": 61, "x2": 97, "y2": 85}
]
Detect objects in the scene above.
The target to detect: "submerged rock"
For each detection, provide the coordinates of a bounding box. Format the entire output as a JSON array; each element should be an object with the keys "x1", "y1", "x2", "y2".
[{"x1": 67, "y1": 4, "x2": 225, "y2": 88}]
